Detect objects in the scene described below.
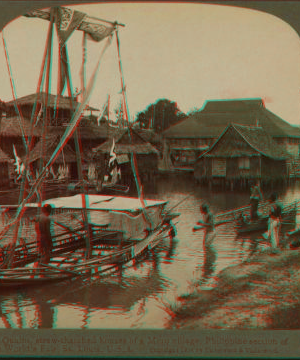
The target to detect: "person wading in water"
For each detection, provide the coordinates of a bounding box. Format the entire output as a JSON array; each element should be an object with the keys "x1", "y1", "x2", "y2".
[
  {"x1": 250, "y1": 180, "x2": 263, "y2": 221},
  {"x1": 193, "y1": 204, "x2": 217, "y2": 287},
  {"x1": 36, "y1": 204, "x2": 53, "y2": 264},
  {"x1": 194, "y1": 204, "x2": 216, "y2": 246}
]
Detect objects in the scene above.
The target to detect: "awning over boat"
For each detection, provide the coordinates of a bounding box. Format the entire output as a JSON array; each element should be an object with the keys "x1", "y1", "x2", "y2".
[{"x1": 26, "y1": 194, "x2": 167, "y2": 212}]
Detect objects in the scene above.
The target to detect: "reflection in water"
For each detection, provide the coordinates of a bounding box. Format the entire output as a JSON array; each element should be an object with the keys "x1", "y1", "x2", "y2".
[
  {"x1": 201, "y1": 242, "x2": 217, "y2": 285},
  {"x1": 0, "y1": 175, "x2": 300, "y2": 328}
]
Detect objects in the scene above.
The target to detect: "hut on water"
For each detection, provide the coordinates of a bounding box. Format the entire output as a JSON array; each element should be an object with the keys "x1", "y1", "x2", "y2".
[
  {"x1": 162, "y1": 98, "x2": 300, "y2": 172},
  {"x1": 194, "y1": 123, "x2": 290, "y2": 190},
  {"x1": 91, "y1": 128, "x2": 160, "y2": 186},
  {"x1": 25, "y1": 134, "x2": 79, "y2": 180}
]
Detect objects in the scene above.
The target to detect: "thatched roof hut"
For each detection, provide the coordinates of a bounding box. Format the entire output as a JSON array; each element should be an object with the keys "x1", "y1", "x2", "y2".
[
  {"x1": 204, "y1": 123, "x2": 289, "y2": 160},
  {"x1": 91, "y1": 128, "x2": 159, "y2": 181},
  {"x1": 195, "y1": 123, "x2": 290, "y2": 188},
  {"x1": 92, "y1": 128, "x2": 159, "y2": 156}
]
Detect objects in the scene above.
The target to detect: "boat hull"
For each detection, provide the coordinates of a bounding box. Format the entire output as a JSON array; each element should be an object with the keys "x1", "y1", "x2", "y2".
[{"x1": 0, "y1": 223, "x2": 173, "y2": 288}]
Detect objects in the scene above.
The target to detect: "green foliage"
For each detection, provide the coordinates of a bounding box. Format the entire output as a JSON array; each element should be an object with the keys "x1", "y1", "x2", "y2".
[{"x1": 135, "y1": 99, "x2": 186, "y2": 133}]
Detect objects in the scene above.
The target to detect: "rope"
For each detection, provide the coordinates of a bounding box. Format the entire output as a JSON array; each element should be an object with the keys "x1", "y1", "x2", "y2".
[
  {"x1": 1, "y1": 31, "x2": 28, "y2": 151},
  {"x1": 115, "y1": 29, "x2": 152, "y2": 230},
  {"x1": 0, "y1": 34, "x2": 115, "y2": 243}
]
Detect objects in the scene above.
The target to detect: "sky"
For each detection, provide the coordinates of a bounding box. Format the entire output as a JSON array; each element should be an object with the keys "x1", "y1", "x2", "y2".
[{"x1": 1, "y1": 2, "x2": 300, "y2": 124}]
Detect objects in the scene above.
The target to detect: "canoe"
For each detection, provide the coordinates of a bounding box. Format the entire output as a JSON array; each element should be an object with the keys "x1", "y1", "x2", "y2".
[{"x1": 236, "y1": 217, "x2": 269, "y2": 235}]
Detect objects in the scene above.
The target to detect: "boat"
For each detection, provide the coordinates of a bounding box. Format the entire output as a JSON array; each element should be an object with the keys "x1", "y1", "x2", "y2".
[
  {"x1": 214, "y1": 199, "x2": 298, "y2": 235},
  {"x1": 0, "y1": 5, "x2": 178, "y2": 287}
]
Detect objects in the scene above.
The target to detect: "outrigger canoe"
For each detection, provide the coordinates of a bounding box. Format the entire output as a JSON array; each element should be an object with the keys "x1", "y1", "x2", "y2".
[
  {"x1": 0, "y1": 223, "x2": 173, "y2": 287},
  {"x1": 0, "y1": 194, "x2": 178, "y2": 270}
]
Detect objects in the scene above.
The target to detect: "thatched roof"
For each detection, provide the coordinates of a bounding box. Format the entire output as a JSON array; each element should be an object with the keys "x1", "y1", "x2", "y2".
[
  {"x1": 135, "y1": 129, "x2": 162, "y2": 143},
  {"x1": 201, "y1": 123, "x2": 289, "y2": 160},
  {"x1": 0, "y1": 116, "x2": 42, "y2": 137},
  {"x1": 92, "y1": 128, "x2": 159, "y2": 155},
  {"x1": 6, "y1": 92, "x2": 98, "y2": 111},
  {"x1": 25, "y1": 134, "x2": 77, "y2": 164},
  {"x1": 163, "y1": 98, "x2": 300, "y2": 139},
  {"x1": 48, "y1": 122, "x2": 122, "y2": 140}
]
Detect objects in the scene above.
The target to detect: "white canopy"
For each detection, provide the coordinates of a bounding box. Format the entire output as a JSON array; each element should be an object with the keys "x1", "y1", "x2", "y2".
[{"x1": 26, "y1": 194, "x2": 167, "y2": 212}]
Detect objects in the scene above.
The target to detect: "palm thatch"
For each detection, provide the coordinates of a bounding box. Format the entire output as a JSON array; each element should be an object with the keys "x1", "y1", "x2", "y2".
[
  {"x1": 92, "y1": 128, "x2": 159, "y2": 155},
  {"x1": 6, "y1": 92, "x2": 98, "y2": 111},
  {"x1": 202, "y1": 123, "x2": 289, "y2": 160},
  {"x1": 48, "y1": 122, "x2": 120, "y2": 140},
  {"x1": 163, "y1": 98, "x2": 300, "y2": 139},
  {"x1": 0, "y1": 116, "x2": 42, "y2": 137},
  {"x1": 25, "y1": 134, "x2": 77, "y2": 164}
]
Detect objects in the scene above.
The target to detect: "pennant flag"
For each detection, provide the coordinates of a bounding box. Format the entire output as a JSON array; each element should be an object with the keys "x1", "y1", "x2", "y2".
[
  {"x1": 34, "y1": 104, "x2": 43, "y2": 127},
  {"x1": 54, "y1": 7, "x2": 86, "y2": 46},
  {"x1": 25, "y1": 7, "x2": 117, "y2": 43},
  {"x1": 50, "y1": 166, "x2": 56, "y2": 179},
  {"x1": 12, "y1": 145, "x2": 25, "y2": 180},
  {"x1": 108, "y1": 139, "x2": 116, "y2": 168}
]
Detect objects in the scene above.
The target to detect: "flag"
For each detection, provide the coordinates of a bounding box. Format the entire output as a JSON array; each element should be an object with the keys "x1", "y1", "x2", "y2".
[
  {"x1": 54, "y1": 7, "x2": 86, "y2": 46},
  {"x1": 50, "y1": 166, "x2": 56, "y2": 179},
  {"x1": 12, "y1": 145, "x2": 24, "y2": 180},
  {"x1": 54, "y1": 7, "x2": 86, "y2": 95},
  {"x1": 25, "y1": 7, "x2": 116, "y2": 43},
  {"x1": 108, "y1": 138, "x2": 117, "y2": 169},
  {"x1": 34, "y1": 104, "x2": 43, "y2": 127}
]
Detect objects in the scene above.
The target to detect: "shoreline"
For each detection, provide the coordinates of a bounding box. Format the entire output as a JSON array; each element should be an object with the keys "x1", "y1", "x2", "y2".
[{"x1": 167, "y1": 248, "x2": 300, "y2": 329}]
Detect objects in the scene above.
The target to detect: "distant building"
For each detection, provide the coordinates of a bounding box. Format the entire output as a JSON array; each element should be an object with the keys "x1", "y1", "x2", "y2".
[
  {"x1": 194, "y1": 123, "x2": 289, "y2": 189},
  {"x1": 2, "y1": 92, "x2": 100, "y2": 158},
  {"x1": 162, "y1": 98, "x2": 300, "y2": 171},
  {"x1": 5, "y1": 92, "x2": 98, "y2": 126}
]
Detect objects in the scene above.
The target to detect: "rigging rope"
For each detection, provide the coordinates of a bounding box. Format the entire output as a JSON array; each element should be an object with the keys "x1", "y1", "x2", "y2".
[
  {"x1": 115, "y1": 29, "x2": 153, "y2": 230},
  {"x1": 1, "y1": 31, "x2": 28, "y2": 151},
  {"x1": 0, "y1": 31, "x2": 115, "y2": 246}
]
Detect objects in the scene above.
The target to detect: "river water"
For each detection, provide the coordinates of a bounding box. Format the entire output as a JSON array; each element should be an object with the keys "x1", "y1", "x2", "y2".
[{"x1": 0, "y1": 173, "x2": 300, "y2": 329}]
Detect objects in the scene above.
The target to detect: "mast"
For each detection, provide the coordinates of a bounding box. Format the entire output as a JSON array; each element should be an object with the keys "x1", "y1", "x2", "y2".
[
  {"x1": 115, "y1": 28, "x2": 153, "y2": 229},
  {"x1": 0, "y1": 6, "x2": 119, "y2": 246}
]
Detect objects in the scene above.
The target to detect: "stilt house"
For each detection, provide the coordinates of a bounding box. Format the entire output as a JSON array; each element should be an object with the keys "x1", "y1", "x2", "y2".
[
  {"x1": 162, "y1": 98, "x2": 300, "y2": 171},
  {"x1": 194, "y1": 123, "x2": 289, "y2": 189}
]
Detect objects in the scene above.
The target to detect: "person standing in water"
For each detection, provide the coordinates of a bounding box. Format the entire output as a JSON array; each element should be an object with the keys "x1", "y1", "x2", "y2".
[
  {"x1": 194, "y1": 204, "x2": 216, "y2": 246},
  {"x1": 250, "y1": 180, "x2": 263, "y2": 220},
  {"x1": 37, "y1": 204, "x2": 53, "y2": 264},
  {"x1": 263, "y1": 193, "x2": 282, "y2": 249}
]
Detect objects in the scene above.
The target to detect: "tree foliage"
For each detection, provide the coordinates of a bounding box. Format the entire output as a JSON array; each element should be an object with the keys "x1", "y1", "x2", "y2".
[{"x1": 135, "y1": 99, "x2": 186, "y2": 133}]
